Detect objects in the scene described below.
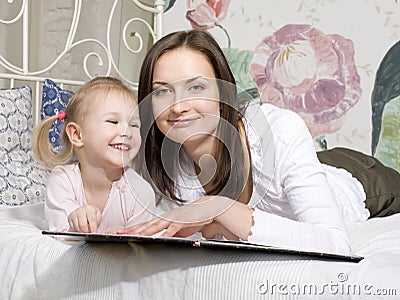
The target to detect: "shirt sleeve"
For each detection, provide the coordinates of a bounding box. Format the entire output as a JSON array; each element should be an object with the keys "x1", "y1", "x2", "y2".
[
  {"x1": 123, "y1": 169, "x2": 157, "y2": 227},
  {"x1": 45, "y1": 166, "x2": 81, "y2": 232},
  {"x1": 247, "y1": 106, "x2": 351, "y2": 255}
]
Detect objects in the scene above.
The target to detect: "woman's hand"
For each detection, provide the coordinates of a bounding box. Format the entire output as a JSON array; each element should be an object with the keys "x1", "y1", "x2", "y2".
[
  {"x1": 117, "y1": 195, "x2": 253, "y2": 240},
  {"x1": 102, "y1": 225, "x2": 124, "y2": 234},
  {"x1": 68, "y1": 205, "x2": 102, "y2": 233},
  {"x1": 116, "y1": 195, "x2": 227, "y2": 237},
  {"x1": 116, "y1": 204, "x2": 212, "y2": 237},
  {"x1": 201, "y1": 222, "x2": 240, "y2": 241}
]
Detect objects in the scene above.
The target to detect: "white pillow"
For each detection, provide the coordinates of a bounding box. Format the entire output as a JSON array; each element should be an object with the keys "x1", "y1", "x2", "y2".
[{"x1": 0, "y1": 86, "x2": 49, "y2": 205}]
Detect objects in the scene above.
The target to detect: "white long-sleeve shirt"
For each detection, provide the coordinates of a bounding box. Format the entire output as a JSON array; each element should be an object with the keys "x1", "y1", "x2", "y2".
[{"x1": 165, "y1": 102, "x2": 369, "y2": 255}]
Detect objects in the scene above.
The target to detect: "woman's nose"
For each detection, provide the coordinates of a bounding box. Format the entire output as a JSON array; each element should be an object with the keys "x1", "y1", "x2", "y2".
[{"x1": 169, "y1": 99, "x2": 191, "y2": 114}]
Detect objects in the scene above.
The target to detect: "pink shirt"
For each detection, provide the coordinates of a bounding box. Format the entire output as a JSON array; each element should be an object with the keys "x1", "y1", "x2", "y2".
[{"x1": 45, "y1": 163, "x2": 156, "y2": 232}]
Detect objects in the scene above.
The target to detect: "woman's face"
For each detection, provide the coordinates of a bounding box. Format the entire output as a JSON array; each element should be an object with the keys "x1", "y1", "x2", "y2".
[{"x1": 151, "y1": 48, "x2": 220, "y2": 145}]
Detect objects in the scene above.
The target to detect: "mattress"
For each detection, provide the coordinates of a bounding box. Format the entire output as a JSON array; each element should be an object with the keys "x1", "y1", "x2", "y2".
[{"x1": 1, "y1": 203, "x2": 400, "y2": 299}]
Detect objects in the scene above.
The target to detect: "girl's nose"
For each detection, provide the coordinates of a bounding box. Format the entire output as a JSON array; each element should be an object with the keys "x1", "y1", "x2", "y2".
[{"x1": 120, "y1": 125, "x2": 133, "y2": 138}]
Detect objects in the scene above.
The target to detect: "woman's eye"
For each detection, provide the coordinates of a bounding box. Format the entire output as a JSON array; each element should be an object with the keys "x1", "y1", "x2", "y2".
[
  {"x1": 189, "y1": 84, "x2": 204, "y2": 93},
  {"x1": 154, "y1": 87, "x2": 171, "y2": 97}
]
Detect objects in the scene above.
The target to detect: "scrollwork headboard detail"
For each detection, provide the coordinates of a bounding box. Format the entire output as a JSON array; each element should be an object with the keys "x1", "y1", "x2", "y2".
[{"x1": 0, "y1": 0, "x2": 165, "y2": 124}]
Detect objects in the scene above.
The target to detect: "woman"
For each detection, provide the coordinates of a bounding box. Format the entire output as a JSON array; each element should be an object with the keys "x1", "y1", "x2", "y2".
[{"x1": 118, "y1": 30, "x2": 400, "y2": 255}]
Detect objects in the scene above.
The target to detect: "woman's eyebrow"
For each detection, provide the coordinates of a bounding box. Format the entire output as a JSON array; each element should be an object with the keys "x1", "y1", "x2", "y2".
[
  {"x1": 152, "y1": 80, "x2": 168, "y2": 86},
  {"x1": 152, "y1": 76, "x2": 204, "y2": 87}
]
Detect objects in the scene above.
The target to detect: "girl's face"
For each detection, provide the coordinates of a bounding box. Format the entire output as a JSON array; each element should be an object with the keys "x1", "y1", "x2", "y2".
[
  {"x1": 151, "y1": 48, "x2": 220, "y2": 145},
  {"x1": 80, "y1": 92, "x2": 141, "y2": 169}
]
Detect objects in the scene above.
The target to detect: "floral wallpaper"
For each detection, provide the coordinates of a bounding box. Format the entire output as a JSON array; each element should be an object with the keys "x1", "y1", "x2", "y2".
[
  {"x1": 248, "y1": 24, "x2": 361, "y2": 141},
  {"x1": 163, "y1": 0, "x2": 400, "y2": 170}
]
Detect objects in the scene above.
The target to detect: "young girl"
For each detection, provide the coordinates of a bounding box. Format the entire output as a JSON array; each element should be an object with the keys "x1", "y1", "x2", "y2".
[
  {"x1": 118, "y1": 30, "x2": 400, "y2": 254},
  {"x1": 33, "y1": 77, "x2": 155, "y2": 233}
]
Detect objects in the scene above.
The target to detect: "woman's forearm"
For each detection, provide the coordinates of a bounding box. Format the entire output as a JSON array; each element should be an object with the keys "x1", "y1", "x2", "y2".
[{"x1": 214, "y1": 197, "x2": 254, "y2": 241}]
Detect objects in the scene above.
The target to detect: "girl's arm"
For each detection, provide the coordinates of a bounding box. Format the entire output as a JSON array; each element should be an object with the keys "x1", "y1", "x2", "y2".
[
  {"x1": 47, "y1": 167, "x2": 102, "y2": 233},
  {"x1": 45, "y1": 165, "x2": 86, "y2": 232}
]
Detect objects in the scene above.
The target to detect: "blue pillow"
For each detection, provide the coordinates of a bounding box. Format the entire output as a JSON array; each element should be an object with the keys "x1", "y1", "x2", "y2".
[
  {"x1": 41, "y1": 79, "x2": 74, "y2": 149},
  {"x1": 0, "y1": 86, "x2": 49, "y2": 205}
]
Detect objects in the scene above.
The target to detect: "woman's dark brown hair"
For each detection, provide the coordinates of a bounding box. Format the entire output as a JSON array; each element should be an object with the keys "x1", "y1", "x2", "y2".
[{"x1": 137, "y1": 30, "x2": 245, "y2": 204}]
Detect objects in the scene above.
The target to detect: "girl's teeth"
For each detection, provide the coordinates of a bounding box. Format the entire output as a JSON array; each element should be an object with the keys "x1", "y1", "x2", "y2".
[{"x1": 113, "y1": 145, "x2": 128, "y2": 150}]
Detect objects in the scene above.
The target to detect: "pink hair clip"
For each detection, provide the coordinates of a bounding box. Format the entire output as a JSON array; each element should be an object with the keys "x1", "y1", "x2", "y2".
[{"x1": 57, "y1": 111, "x2": 66, "y2": 122}]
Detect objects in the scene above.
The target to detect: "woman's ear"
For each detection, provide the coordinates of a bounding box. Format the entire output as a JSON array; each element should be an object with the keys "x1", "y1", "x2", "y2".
[{"x1": 65, "y1": 122, "x2": 84, "y2": 147}]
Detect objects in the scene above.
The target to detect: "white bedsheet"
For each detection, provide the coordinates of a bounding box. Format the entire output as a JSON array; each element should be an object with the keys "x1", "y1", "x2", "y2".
[{"x1": 1, "y1": 203, "x2": 400, "y2": 300}]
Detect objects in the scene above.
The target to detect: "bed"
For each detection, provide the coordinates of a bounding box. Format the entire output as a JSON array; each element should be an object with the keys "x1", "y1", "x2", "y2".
[{"x1": 1, "y1": 1, "x2": 400, "y2": 299}]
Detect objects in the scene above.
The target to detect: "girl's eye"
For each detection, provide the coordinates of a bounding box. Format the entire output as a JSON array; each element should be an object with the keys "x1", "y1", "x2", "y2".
[
  {"x1": 107, "y1": 120, "x2": 118, "y2": 124},
  {"x1": 129, "y1": 123, "x2": 140, "y2": 128}
]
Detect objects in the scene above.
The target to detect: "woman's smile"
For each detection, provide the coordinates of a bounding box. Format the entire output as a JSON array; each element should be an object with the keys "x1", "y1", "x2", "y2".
[{"x1": 168, "y1": 115, "x2": 201, "y2": 127}]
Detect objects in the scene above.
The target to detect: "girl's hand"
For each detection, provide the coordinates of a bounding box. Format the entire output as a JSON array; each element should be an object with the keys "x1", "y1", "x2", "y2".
[{"x1": 68, "y1": 205, "x2": 102, "y2": 233}]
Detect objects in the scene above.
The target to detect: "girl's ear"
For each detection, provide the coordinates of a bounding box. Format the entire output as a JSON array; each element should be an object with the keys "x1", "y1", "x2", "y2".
[{"x1": 65, "y1": 122, "x2": 84, "y2": 147}]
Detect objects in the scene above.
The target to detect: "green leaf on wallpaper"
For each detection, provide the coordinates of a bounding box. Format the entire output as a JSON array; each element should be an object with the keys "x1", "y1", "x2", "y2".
[
  {"x1": 374, "y1": 95, "x2": 400, "y2": 172},
  {"x1": 222, "y1": 48, "x2": 259, "y2": 99},
  {"x1": 163, "y1": 0, "x2": 176, "y2": 12}
]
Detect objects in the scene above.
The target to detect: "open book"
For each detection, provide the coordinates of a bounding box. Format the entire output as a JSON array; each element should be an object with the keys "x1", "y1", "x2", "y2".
[{"x1": 42, "y1": 230, "x2": 363, "y2": 263}]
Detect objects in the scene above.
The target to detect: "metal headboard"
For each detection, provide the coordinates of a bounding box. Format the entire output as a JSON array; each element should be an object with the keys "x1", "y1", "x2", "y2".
[{"x1": 0, "y1": 0, "x2": 165, "y2": 124}]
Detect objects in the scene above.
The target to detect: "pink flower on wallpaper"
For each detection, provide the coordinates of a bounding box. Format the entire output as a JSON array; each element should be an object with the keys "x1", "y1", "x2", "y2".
[
  {"x1": 249, "y1": 24, "x2": 362, "y2": 138},
  {"x1": 186, "y1": 0, "x2": 231, "y2": 30}
]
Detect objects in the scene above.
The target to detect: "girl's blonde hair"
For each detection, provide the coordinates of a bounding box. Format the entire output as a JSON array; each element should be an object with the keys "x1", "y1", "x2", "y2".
[{"x1": 33, "y1": 77, "x2": 137, "y2": 169}]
